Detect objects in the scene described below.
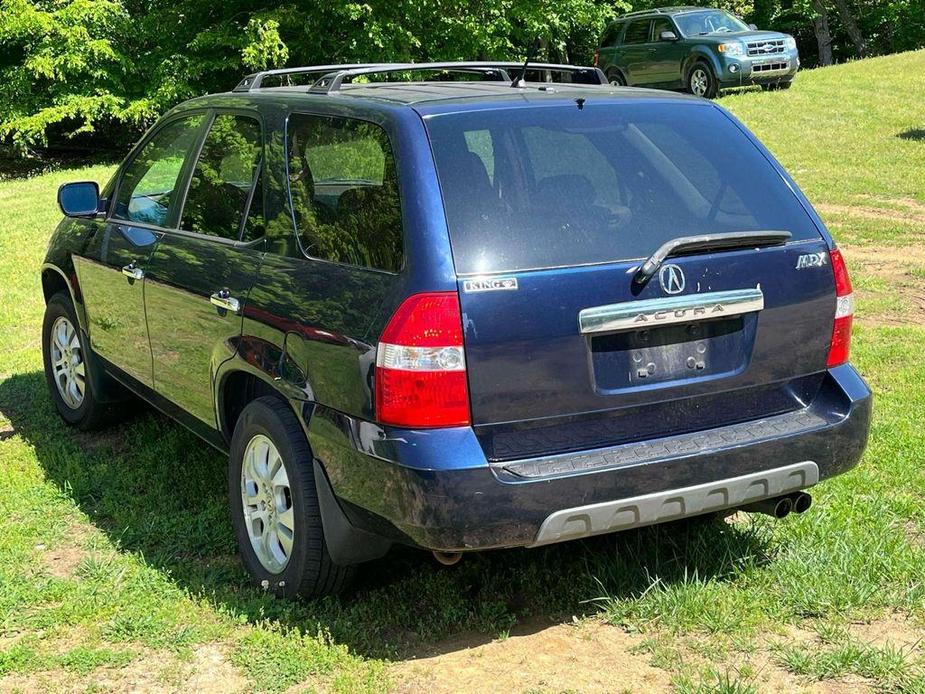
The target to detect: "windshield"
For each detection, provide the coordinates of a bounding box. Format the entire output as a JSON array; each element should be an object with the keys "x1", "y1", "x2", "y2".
[
  {"x1": 425, "y1": 102, "x2": 820, "y2": 275},
  {"x1": 675, "y1": 10, "x2": 750, "y2": 36}
]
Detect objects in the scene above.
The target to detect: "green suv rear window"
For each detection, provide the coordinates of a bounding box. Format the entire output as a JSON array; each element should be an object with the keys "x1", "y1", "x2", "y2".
[{"x1": 424, "y1": 102, "x2": 821, "y2": 275}]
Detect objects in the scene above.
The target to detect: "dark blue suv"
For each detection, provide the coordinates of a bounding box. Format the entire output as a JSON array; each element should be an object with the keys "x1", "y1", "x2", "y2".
[{"x1": 44, "y1": 62, "x2": 871, "y2": 597}]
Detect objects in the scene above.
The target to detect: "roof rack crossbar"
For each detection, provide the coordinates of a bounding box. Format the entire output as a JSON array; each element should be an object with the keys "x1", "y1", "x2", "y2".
[{"x1": 305, "y1": 61, "x2": 607, "y2": 94}]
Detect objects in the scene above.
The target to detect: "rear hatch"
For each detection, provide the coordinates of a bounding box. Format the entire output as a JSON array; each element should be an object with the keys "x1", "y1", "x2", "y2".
[{"x1": 423, "y1": 98, "x2": 835, "y2": 460}]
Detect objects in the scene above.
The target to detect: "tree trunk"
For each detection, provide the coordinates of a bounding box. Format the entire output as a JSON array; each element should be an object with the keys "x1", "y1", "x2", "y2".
[
  {"x1": 832, "y1": 0, "x2": 868, "y2": 57},
  {"x1": 812, "y1": 0, "x2": 835, "y2": 66}
]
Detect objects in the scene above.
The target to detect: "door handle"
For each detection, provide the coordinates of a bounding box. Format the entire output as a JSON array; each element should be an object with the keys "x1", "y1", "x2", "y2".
[
  {"x1": 121, "y1": 264, "x2": 144, "y2": 281},
  {"x1": 210, "y1": 290, "x2": 241, "y2": 314}
]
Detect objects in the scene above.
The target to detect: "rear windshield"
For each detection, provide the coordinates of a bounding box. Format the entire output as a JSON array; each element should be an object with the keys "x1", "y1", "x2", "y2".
[{"x1": 425, "y1": 102, "x2": 821, "y2": 275}]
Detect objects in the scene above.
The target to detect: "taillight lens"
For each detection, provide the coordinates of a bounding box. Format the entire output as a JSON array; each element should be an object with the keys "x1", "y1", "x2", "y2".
[
  {"x1": 827, "y1": 248, "x2": 854, "y2": 368},
  {"x1": 375, "y1": 292, "x2": 471, "y2": 427}
]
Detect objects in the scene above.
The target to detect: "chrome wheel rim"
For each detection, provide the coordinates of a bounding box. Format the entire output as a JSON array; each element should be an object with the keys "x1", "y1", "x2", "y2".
[
  {"x1": 50, "y1": 316, "x2": 85, "y2": 409},
  {"x1": 241, "y1": 434, "x2": 294, "y2": 573},
  {"x1": 691, "y1": 69, "x2": 709, "y2": 96}
]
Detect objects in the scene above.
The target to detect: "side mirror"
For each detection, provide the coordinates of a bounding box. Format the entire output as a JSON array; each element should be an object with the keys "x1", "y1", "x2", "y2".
[
  {"x1": 659, "y1": 30, "x2": 679, "y2": 42},
  {"x1": 748, "y1": 23, "x2": 758, "y2": 31},
  {"x1": 58, "y1": 181, "x2": 100, "y2": 217}
]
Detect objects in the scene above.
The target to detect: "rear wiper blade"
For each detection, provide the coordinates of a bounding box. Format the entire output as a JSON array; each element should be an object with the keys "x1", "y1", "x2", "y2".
[{"x1": 633, "y1": 230, "x2": 792, "y2": 287}]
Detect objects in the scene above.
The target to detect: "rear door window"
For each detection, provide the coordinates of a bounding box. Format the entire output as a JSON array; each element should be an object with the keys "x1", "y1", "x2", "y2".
[
  {"x1": 180, "y1": 114, "x2": 264, "y2": 240},
  {"x1": 425, "y1": 102, "x2": 822, "y2": 275},
  {"x1": 623, "y1": 20, "x2": 652, "y2": 44},
  {"x1": 287, "y1": 114, "x2": 403, "y2": 272}
]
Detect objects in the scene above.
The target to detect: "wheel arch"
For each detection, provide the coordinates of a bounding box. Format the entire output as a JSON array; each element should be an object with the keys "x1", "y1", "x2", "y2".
[
  {"x1": 605, "y1": 65, "x2": 628, "y2": 85},
  {"x1": 683, "y1": 51, "x2": 721, "y2": 86},
  {"x1": 41, "y1": 263, "x2": 88, "y2": 331},
  {"x1": 216, "y1": 365, "x2": 299, "y2": 444}
]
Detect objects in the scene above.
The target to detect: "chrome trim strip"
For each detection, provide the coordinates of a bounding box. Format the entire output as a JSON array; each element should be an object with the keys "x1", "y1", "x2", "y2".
[
  {"x1": 530, "y1": 461, "x2": 818, "y2": 546},
  {"x1": 578, "y1": 287, "x2": 764, "y2": 335}
]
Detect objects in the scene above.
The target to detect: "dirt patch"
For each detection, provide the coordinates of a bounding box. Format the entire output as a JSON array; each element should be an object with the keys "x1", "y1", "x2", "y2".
[
  {"x1": 391, "y1": 619, "x2": 672, "y2": 693},
  {"x1": 38, "y1": 527, "x2": 91, "y2": 580},
  {"x1": 74, "y1": 421, "x2": 137, "y2": 456},
  {"x1": 181, "y1": 644, "x2": 249, "y2": 693},
  {"x1": 817, "y1": 198, "x2": 925, "y2": 226},
  {"x1": 848, "y1": 614, "x2": 925, "y2": 651},
  {"x1": 903, "y1": 521, "x2": 925, "y2": 550},
  {"x1": 838, "y1": 243, "x2": 925, "y2": 327},
  {"x1": 0, "y1": 645, "x2": 247, "y2": 693}
]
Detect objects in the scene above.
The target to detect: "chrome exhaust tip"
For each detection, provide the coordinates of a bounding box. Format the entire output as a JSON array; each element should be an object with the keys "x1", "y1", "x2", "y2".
[
  {"x1": 743, "y1": 495, "x2": 793, "y2": 519},
  {"x1": 432, "y1": 550, "x2": 463, "y2": 566},
  {"x1": 790, "y1": 491, "x2": 812, "y2": 514}
]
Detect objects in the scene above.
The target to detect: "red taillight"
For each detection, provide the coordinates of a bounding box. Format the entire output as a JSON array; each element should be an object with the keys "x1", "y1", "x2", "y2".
[
  {"x1": 375, "y1": 292, "x2": 471, "y2": 428},
  {"x1": 827, "y1": 248, "x2": 854, "y2": 368},
  {"x1": 593, "y1": 51, "x2": 600, "y2": 66}
]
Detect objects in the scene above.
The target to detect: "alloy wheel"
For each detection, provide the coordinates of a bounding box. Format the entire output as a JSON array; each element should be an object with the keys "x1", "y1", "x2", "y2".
[
  {"x1": 691, "y1": 68, "x2": 709, "y2": 97},
  {"x1": 50, "y1": 316, "x2": 85, "y2": 409},
  {"x1": 241, "y1": 434, "x2": 295, "y2": 573}
]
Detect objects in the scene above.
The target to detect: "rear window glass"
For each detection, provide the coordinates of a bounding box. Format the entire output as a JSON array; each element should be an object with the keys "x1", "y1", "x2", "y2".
[{"x1": 425, "y1": 102, "x2": 820, "y2": 275}]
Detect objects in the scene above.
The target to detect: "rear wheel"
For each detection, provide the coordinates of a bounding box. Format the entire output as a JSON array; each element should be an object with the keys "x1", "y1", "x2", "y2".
[
  {"x1": 688, "y1": 63, "x2": 718, "y2": 98},
  {"x1": 42, "y1": 292, "x2": 120, "y2": 429},
  {"x1": 607, "y1": 69, "x2": 626, "y2": 87},
  {"x1": 229, "y1": 396, "x2": 353, "y2": 598}
]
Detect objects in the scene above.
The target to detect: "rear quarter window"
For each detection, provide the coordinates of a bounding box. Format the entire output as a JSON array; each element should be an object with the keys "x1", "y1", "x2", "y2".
[
  {"x1": 425, "y1": 102, "x2": 822, "y2": 275},
  {"x1": 287, "y1": 113, "x2": 403, "y2": 272}
]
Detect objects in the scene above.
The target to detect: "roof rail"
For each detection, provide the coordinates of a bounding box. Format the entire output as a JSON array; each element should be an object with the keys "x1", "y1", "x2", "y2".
[
  {"x1": 306, "y1": 61, "x2": 607, "y2": 94},
  {"x1": 233, "y1": 64, "x2": 390, "y2": 92},
  {"x1": 621, "y1": 6, "x2": 702, "y2": 17},
  {"x1": 233, "y1": 61, "x2": 607, "y2": 93}
]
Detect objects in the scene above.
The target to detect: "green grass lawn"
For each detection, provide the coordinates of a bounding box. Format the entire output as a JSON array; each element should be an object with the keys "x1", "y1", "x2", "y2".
[{"x1": 2, "y1": 50, "x2": 925, "y2": 693}]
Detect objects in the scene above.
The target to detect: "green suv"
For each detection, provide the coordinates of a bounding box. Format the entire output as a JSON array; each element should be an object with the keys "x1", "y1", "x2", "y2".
[{"x1": 596, "y1": 6, "x2": 799, "y2": 98}]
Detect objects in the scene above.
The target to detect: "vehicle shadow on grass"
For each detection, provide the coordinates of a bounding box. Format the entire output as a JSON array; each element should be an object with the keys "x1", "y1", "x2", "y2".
[
  {"x1": 898, "y1": 128, "x2": 925, "y2": 142},
  {"x1": 0, "y1": 370, "x2": 774, "y2": 660}
]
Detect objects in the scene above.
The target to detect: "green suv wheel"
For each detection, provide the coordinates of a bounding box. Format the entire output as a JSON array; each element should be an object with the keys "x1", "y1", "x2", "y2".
[
  {"x1": 762, "y1": 81, "x2": 793, "y2": 91},
  {"x1": 688, "y1": 63, "x2": 718, "y2": 99},
  {"x1": 606, "y1": 69, "x2": 626, "y2": 87}
]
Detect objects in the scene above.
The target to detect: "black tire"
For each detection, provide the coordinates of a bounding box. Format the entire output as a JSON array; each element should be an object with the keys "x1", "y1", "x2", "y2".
[
  {"x1": 229, "y1": 396, "x2": 353, "y2": 598},
  {"x1": 606, "y1": 69, "x2": 626, "y2": 86},
  {"x1": 762, "y1": 80, "x2": 793, "y2": 91},
  {"x1": 42, "y1": 291, "x2": 120, "y2": 430},
  {"x1": 687, "y1": 62, "x2": 718, "y2": 99}
]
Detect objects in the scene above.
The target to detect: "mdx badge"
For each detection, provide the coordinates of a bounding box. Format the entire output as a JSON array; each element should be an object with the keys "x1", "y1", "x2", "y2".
[
  {"x1": 659, "y1": 264, "x2": 685, "y2": 295},
  {"x1": 796, "y1": 252, "x2": 828, "y2": 269},
  {"x1": 463, "y1": 277, "x2": 519, "y2": 293}
]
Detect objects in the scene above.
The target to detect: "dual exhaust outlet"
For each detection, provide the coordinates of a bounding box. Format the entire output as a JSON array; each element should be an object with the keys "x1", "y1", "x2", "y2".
[{"x1": 743, "y1": 491, "x2": 812, "y2": 519}]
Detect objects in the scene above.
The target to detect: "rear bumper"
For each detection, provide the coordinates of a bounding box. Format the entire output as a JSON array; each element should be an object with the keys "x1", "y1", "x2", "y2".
[{"x1": 308, "y1": 364, "x2": 871, "y2": 553}]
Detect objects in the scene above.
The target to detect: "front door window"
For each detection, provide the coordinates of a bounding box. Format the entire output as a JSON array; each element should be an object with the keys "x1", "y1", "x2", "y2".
[{"x1": 112, "y1": 116, "x2": 205, "y2": 228}]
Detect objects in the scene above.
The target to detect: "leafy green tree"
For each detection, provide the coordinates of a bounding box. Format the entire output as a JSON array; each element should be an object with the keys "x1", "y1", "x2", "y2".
[{"x1": 1, "y1": 0, "x2": 923, "y2": 156}]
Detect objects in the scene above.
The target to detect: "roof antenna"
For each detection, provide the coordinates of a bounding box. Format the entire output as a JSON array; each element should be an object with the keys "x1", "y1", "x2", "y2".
[{"x1": 511, "y1": 37, "x2": 543, "y2": 88}]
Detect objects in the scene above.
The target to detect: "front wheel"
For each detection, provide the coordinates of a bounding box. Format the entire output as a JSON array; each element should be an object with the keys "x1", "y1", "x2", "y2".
[
  {"x1": 42, "y1": 291, "x2": 120, "y2": 430},
  {"x1": 229, "y1": 396, "x2": 353, "y2": 598},
  {"x1": 688, "y1": 63, "x2": 718, "y2": 99}
]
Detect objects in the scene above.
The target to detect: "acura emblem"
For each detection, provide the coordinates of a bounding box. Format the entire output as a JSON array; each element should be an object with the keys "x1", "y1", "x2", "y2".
[{"x1": 659, "y1": 264, "x2": 685, "y2": 295}]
